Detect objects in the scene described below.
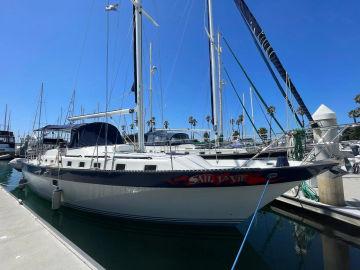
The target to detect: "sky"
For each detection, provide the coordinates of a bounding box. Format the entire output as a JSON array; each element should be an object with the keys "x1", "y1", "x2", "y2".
[{"x1": 0, "y1": 0, "x2": 359, "y2": 139}]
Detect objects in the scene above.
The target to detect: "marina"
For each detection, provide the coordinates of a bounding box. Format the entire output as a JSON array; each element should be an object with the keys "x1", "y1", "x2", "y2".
[
  {"x1": 1, "y1": 161, "x2": 360, "y2": 269},
  {"x1": 1, "y1": 0, "x2": 360, "y2": 269}
]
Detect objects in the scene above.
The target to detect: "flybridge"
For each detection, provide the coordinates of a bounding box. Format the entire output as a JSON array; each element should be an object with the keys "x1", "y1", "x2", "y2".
[{"x1": 68, "y1": 108, "x2": 135, "y2": 122}]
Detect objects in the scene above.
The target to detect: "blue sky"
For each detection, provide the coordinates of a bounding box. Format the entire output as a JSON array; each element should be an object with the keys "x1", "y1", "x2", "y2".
[{"x1": 0, "y1": 0, "x2": 359, "y2": 139}]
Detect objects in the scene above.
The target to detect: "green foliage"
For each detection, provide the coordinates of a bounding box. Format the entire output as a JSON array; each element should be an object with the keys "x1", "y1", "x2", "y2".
[
  {"x1": 258, "y1": 127, "x2": 268, "y2": 140},
  {"x1": 341, "y1": 126, "x2": 360, "y2": 141}
]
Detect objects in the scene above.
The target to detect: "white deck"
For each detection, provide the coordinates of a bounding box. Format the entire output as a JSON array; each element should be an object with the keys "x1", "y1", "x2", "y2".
[{"x1": 0, "y1": 187, "x2": 103, "y2": 269}]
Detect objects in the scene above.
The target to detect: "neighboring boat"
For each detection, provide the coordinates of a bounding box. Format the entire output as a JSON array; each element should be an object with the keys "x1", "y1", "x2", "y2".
[
  {"x1": 0, "y1": 131, "x2": 15, "y2": 160},
  {"x1": 0, "y1": 105, "x2": 15, "y2": 160}
]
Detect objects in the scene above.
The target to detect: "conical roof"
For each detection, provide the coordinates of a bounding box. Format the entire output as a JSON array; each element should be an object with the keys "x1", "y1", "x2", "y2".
[{"x1": 312, "y1": 104, "x2": 336, "y2": 121}]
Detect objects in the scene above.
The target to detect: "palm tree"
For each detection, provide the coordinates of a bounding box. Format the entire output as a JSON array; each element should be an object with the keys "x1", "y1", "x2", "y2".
[
  {"x1": 188, "y1": 116, "x2": 194, "y2": 129},
  {"x1": 258, "y1": 127, "x2": 268, "y2": 141},
  {"x1": 192, "y1": 118, "x2": 198, "y2": 128},
  {"x1": 163, "y1": 120, "x2": 169, "y2": 129},
  {"x1": 267, "y1": 106, "x2": 275, "y2": 140},
  {"x1": 349, "y1": 110, "x2": 358, "y2": 123},
  {"x1": 230, "y1": 118, "x2": 235, "y2": 132},
  {"x1": 205, "y1": 115, "x2": 211, "y2": 129},
  {"x1": 232, "y1": 130, "x2": 240, "y2": 140},
  {"x1": 355, "y1": 94, "x2": 360, "y2": 104},
  {"x1": 236, "y1": 114, "x2": 244, "y2": 139},
  {"x1": 203, "y1": 131, "x2": 210, "y2": 142},
  {"x1": 297, "y1": 106, "x2": 305, "y2": 127}
]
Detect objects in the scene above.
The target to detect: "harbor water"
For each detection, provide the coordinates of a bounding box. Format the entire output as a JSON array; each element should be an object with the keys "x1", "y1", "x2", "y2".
[{"x1": 1, "y1": 161, "x2": 360, "y2": 269}]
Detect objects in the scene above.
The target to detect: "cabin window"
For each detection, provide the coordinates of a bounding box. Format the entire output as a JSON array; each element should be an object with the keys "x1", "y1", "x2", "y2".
[
  {"x1": 115, "y1": 164, "x2": 126, "y2": 171},
  {"x1": 79, "y1": 162, "x2": 85, "y2": 168},
  {"x1": 67, "y1": 161, "x2": 72, "y2": 167},
  {"x1": 93, "y1": 162, "x2": 101, "y2": 168},
  {"x1": 144, "y1": 165, "x2": 157, "y2": 171}
]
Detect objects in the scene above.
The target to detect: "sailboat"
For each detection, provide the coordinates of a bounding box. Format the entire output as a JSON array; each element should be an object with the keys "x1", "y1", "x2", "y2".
[
  {"x1": 0, "y1": 105, "x2": 15, "y2": 160},
  {"x1": 22, "y1": 0, "x2": 336, "y2": 224}
]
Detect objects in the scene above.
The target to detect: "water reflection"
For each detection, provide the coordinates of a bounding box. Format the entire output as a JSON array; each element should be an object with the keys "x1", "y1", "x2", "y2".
[{"x1": 1, "y1": 162, "x2": 360, "y2": 269}]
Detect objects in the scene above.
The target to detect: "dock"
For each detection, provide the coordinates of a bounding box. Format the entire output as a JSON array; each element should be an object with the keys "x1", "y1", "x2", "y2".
[
  {"x1": 0, "y1": 187, "x2": 103, "y2": 270},
  {"x1": 275, "y1": 174, "x2": 360, "y2": 228}
]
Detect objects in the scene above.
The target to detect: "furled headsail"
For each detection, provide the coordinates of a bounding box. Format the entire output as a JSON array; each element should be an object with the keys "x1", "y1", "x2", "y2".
[{"x1": 234, "y1": 0, "x2": 316, "y2": 127}]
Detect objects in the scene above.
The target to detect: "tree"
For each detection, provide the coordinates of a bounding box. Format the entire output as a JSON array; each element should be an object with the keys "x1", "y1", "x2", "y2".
[
  {"x1": 230, "y1": 118, "x2": 235, "y2": 131},
  {"x1": 267, "y1": 106, "x2": 275, "y2": 140},
  {"x1": 151, "y1": 116, "x2": 155, "y2": 128},
  {"x1": 355, "y1": 94, "x2": 360, "y2": 104},
  {"x1": 188, "y1": 116, "x2": 194, "y2": 129},
  {"x1": 236, "y1": 114, "x2": 244, "y2": 139},
  {"x1": 258, "y1": 127, "x2": 268, "y2": 141},
  {"x1": 349, "y1": 109, "x2": 358, "y2": 123},
  {"x1": 297, "y1": 106, "x2": 305, "y2": 127},
  {"x1": 232, "y1": 130, "x2": 240, "y2": 140},
  {"x1": 191, "y1": 118, "x2": 197, "y2": 128},
  {"x1": 163, "y1": 120, "x2": 169, "y2": 129},
  {"x1": 205, "y1": 115, "x2": 211, "y2": 129},
  {"x1": 203, "y1": 131, "x2": 210, "y2": 142}
]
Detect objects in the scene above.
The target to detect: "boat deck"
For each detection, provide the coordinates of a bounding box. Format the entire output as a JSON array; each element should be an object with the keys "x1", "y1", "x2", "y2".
[{"x1": 0, "y1": 187, "x2": 103, "y2": 269}]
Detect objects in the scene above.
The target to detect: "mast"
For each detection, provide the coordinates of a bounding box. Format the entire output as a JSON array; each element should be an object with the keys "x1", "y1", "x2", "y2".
[
  {"x1": 38, "y1": 83, "x2": 43, "y2": 131},
  {"x1": 149, "y1": 42, "x2": 156, "y2": 130},
  {"x1": 7, "y1": 110, "x2": 11, "y2": 131},
  {"x1": 242, "y1": 92, "x2": 245, "y2": 139},
  {"x1": 249, "y1": 86, "x2": 255, "y2": 142},
  {"x1": 217, "y1": 31, "x2": 224, "y2": 138},
  {"x1": 4, "y1": 104, "x2": 7, "y2": 131},
  {"x1": 134, "y1": 0, "x2": 144, "y2": 152},
  {"x1": 207, "y1": 0, "x2": 218, "y2": 143}
]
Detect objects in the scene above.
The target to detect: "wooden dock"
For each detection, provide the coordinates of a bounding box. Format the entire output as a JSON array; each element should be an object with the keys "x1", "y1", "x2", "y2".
[{"x1": 0, "y1": 187, "x2": 103, "y2": 269}]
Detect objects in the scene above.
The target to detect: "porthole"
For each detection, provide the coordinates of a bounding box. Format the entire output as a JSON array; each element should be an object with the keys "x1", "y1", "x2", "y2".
[
  {"x1": 144, "y1": 165, "x2": 157, "y2": 171},
  {"x1": 94, "y1": 162, "x2": 101, "y2": 168},
  {"x1": 116, "y1": 164, "x2": 126, "y2": 171}
]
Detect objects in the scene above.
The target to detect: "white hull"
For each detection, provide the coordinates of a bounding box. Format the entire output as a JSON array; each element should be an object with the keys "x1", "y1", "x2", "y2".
[{"x1": 23, "y1": 170, "x2": 300, "y2": 224}]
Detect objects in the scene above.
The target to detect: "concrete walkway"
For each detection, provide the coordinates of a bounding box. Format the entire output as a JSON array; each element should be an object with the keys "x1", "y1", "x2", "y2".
[
  {"x1": 0, "y1": 187, "x2": 103, "y2": 270},
  {"x1": 276, "y1": 174, "x2": 360, "y2": 227}
]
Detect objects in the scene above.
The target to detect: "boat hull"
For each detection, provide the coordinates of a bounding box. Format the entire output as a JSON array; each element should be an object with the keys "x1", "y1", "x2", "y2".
[{"x1": 22, "y1": 161, "x2": 334, "y2": 224}]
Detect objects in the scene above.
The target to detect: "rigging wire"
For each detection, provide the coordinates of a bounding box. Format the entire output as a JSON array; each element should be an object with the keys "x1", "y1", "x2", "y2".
[
  {"x1": 72, "y1": 0, "x2": 96, "y2": 92},
  {"x1": 253, "y1": 91, "x2": 276, "y2": 138},
  {"x1": 222, "y1": 36, "x2": 286, "y2": 134},
  {"x1": 164, "y1": 0, "x2": 193, "y2": 93},
  {"x1": 223, "y1": 67, "x2": 265, "y2": 143}
]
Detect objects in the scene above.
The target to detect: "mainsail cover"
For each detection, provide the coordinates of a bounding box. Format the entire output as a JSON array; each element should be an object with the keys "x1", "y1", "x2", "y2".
[{"x1": 234, "y1": 0, "x2": 315, "y2": 126}]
